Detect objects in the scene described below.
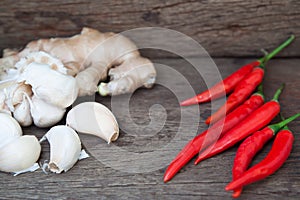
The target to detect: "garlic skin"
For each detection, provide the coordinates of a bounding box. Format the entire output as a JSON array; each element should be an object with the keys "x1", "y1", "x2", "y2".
[
  {"x1": 13, "y1": 94, "x2": 33, "y2": 127},
  {"x1": 66, "y1": 102, "x2": 119, "y2": 143},
  {"x1": 42, "y1": 125, "x2": 82, "y2": 173},
  {"x1": 27, "y1": 95, "x2": 65, "y2": 128},
  {"x1": 18, "y1": 62, "x2": 78, "y2": 108},
  {"x1": 0, "y1": 135, "x2": 41, "y2": 173},
  {"x1": 0, "y1": 113, "x2": 22, "y2": 149}
]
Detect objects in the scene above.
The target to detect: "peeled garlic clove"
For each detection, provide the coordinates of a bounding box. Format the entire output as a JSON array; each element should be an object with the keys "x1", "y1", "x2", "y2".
[
  {"x1": 42, "y1": 125, "x2": 82, "y2": 173},
  {"x1": 66, "y1": 102, "x2": 119, "y2": 143},
  {"x1": 13, "y1": 94, "x2": 33, "y2": 127},
  {"x1": 0, "y1": 135, "x2": 41, "y2": 173},
  {"x1": 18, "y1": 62, "x2": 78, "y2": 108},
  {"x1": 27, "y1": 95, "x2": 65, "y2": 128},
  {"x1": 0, "y1": 113, "x2": 22, "y2": 149}
]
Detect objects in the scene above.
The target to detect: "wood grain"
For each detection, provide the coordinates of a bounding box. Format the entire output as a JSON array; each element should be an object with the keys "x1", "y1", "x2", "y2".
[
  {"x1": 0, "y1": 58, "x2": 299, "y2": 199},
  {"x1": 0, "y1": 0, "x2": 299, "y2": 58}
]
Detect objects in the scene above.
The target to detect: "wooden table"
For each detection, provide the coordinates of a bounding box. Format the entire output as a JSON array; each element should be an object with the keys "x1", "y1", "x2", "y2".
[{"x1": 0, "y1": 58, "x2": 299, "y2": 199}]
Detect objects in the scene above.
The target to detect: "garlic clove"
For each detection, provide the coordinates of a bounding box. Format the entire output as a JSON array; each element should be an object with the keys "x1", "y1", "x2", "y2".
[
  {"x1": 0, "y1": 113, "x2": 22, "y2": 149},
  {"x1": 4, "y1": 82, "x2": 32, "y2": 112},
  {"x1": 18, "y1": 62, "x2": 78, "y2": 108},
  {"x1": 42, "y1": 125, "x2": 82, "y2": 173},
  {"x1": 11, "y1": 82, "x2": 32, "y2": 106},
  {"x1": 13, "y1": 94, "x2": 33, "y2": 127},
  {"x1": 0, "y1": 91, "x2": 11, "y2": 115},
  {"x1": 66, "y1": 102, "x2": 119, "y2": 143},
  {"x1": 27, "y1": 94, "x2": 65, "y2": 128},
  {"x1": 0, "y1": 135, "x2": 41, "y2": 173}
]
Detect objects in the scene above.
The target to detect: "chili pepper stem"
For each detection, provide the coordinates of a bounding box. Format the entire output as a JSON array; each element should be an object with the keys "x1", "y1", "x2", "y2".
[
  {"x1": 272, "y1": 83, "x2": 285, "y2": 101},
  {"x1": 269, "y1": 113, "x2": 300, "y2": 133},
  {"x1": 254, "y1": 83, "x2": 264, "y2": 99},
  {"x1": 280, "y1": 113, "x2": 290, "y2": 131},
  {"x1": 258, "y1": 35, "x2": 295, "y2": 64}
]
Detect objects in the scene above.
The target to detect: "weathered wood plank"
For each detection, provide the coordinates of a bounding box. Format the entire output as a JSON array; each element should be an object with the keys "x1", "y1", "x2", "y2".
[
  {"x1": 0, "y1": 58, "x2": 299, "y2": 199},
  {"x1": 0, "y1": 0, "x2": 299, "y2": 57}
]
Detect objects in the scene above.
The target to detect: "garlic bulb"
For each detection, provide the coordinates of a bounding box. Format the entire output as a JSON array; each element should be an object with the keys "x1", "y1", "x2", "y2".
[
  {"x1": 41, "y1": 125, "x2": 82, "y2": 173},
  {"x1": 0, "y1": 113, "x2": 22, "y2": 149},
  {"x1": 16, "y1": 51, "x2": 67, "y2": 74},
  {"x1": 66, "y1": 102, "x2": 119, "y2": 143},
  {"x1": 27, "y1": 95, "x2": 65, "y2": 128},
  {"x1": 13, "y1": 94, "x2": 33, "y2": 126},
  {"x1": 0, "y1": 135, "x2": 41, "y2": 173},
  {"x1": 18, "y1": 62, "x2": 78, "y2": 108}
]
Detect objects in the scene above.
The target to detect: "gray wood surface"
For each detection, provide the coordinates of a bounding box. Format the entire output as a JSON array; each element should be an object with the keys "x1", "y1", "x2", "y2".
[
  {"x1": 0, "y1": 58, "x2": 299, "y2": 199},
  {"x1": 0, "y1": 0, "x2": 299, "y2": 57}
]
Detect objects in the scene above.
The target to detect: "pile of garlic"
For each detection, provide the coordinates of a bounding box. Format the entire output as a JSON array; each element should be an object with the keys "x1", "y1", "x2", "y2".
[
  {"x1": 0, "y1": 52, "x2": 120, "y2": 175},
  {"x1": 0, "y1": 113, "x2": 41, "y2": 175},
  {"x1": 39, "y1": 102, "x2": 119, "y2": 174},
  {"x1": 0, "y1": 51, "x2": 78, "y2": 127},
  {"x1": 0, "y1": 100, "x2": 119, "y2": 175}
]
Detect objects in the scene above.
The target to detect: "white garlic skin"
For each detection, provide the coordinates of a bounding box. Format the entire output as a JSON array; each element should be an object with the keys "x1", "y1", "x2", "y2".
[
  {"x1": 0, "y1": 113, "x2": 22, "y2": 149},
  {"x1": 0, "y1": 135, "x2": 41, "y2": 173},
  {"x1": 28, "y1": 95, "x2": 65, "y2": 128},
  {"x1": 13, "y1": 94, "x2": 33, "y2": 127},
  {"x1": 44, "y1": 125, "x2": 81, "y2": 173},
  {"x1": 18, "y1": 62, "x2": 78, "y2": 108},
  {"x1": 66, "y1": 102, "x2": 119, "y2": 143}
]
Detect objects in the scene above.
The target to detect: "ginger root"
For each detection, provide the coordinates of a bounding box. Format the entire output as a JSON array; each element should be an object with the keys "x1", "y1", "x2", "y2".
[{"x1": 0, "y1": 27, "x2": 156, "y2": 96}]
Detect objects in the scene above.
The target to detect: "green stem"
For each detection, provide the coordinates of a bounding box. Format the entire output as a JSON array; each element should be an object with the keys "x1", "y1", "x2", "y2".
[
  {"x1": 269, "y1": 113, "x2": 300, "y2": 133},
  {"x1": 258, "y1": 63, "x2": 266, "y2": 69},
  {"x1": 258, "y1": 35, "x2": 295, "y2": 64},
  {"x1": 272, "y1": 83, "x2": 285, "y2": 101},
  {"x1": 254, "y1": 83, "x2": 264, "y2": 99},
  {"x1": 279, "y1": 113, "x2": 290, "y2": 131}
]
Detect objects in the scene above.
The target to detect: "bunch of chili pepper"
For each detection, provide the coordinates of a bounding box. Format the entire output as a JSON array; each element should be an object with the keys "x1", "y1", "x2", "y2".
[
  {"x1": 194, "y1": 84, "x2": 284, "y2": 164},
  {"x1": 164, "y1": 35, "x2": 295, "y2": 183},
  {"x1": 181, "y1": 35, "x2": 295, "y2": 124},
  {"x1": 226, "y1": 113, "x2": 299, "y2": 197},
  {"x1": 164, "y1": 83, "x2": 265, "y2": 182}
]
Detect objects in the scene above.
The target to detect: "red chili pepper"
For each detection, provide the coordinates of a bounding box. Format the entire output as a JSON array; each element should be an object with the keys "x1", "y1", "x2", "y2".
[
  {"x1": 229, "y1": 113, "x2": 300, "y2": 198},
  {"x1": 180, "y1": 61, "x2": 258, "y2": 106},
  {"x1": 205, "y1": 67, "x2": 264, "y2": 124},
  {"x1": 225, "y1": 113, "x2": 299, "y2": 192},
  {"x1": 194, "y1": 84, "x2": 284, "y2": 165},
  {"x1": 180, "y1": 35, "x2": 294, "y2": 107},
  {"x1": 163, "y1": 85, "x2": 265, "y2": 182},
  {"x1": 205, "y1": 36, "x2": 295, "y2": 124}
]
